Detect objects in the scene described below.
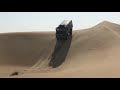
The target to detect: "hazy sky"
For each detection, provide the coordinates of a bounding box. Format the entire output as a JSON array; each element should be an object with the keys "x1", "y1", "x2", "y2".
[{"x1": 0, "y1": 12, "x2": 120, "y2": 33}]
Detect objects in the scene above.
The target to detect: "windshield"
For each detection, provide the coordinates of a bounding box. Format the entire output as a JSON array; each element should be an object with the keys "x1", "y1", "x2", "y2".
[{"x1": 56, "y1": 30, "x2": 66, "y2": 34}]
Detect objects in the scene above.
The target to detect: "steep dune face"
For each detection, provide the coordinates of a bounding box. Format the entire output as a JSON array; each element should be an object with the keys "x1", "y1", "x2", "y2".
[
  {"x1": 58, "y1": 21, "x2": 120, "y2": 74},
  {"x1": 1, "y1": 21, "x2": 120, "y2": 77}
]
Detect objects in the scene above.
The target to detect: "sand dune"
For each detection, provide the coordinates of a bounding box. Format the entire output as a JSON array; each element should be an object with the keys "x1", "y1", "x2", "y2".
[{"x1": 0, "y1": 21, "x2": 120, "y2": 78}]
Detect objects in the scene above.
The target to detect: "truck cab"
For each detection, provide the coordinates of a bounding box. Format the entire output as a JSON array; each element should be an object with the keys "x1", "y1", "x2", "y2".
[{"x1": 56, "y1": 20, "x2": 73, "y2": 40}]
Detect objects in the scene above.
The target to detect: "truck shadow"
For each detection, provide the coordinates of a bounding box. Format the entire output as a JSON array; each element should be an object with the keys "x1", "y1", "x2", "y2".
[{"x1": 49, "y1": 34, "x2": 72, "y2": 68}]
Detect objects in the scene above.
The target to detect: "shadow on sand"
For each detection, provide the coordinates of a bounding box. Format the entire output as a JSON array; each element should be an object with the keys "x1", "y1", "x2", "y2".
[{"x1": 49, "y1": 34, "x2": 72, "y2": 68}]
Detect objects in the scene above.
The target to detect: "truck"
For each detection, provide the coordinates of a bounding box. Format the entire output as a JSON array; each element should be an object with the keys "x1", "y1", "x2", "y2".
[{"x1": 56, "y1": 20, "x2": 73, "y2": 40}]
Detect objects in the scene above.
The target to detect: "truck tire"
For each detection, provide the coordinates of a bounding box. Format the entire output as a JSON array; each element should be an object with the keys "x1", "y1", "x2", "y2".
[
  {"x1": 57, "y1": 38, "x2": 60, "y2": 40},
  {"x1": 70, "y1": 29, "x2": 72, "y2": 35}
]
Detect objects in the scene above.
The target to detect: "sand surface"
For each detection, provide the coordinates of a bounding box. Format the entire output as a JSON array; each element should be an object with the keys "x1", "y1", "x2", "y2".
[{"x1": 0, "y1": 21, "x2": 120, "y2": 78}]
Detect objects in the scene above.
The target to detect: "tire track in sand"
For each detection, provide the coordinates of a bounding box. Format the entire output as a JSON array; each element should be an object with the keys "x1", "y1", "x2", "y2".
[{"x1": 28, "y1": 38, "x2": 56, "y2": 71}]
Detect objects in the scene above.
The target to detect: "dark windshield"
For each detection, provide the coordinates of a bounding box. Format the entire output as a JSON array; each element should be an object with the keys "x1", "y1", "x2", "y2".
[{"x1": 56, "y1": 30, "x2": 66, "y2": 34}]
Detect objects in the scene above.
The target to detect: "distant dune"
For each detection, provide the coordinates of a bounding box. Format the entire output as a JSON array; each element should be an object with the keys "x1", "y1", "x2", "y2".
[{"x1": 0, "y1": 21, "x2": 120, "y2": 78}]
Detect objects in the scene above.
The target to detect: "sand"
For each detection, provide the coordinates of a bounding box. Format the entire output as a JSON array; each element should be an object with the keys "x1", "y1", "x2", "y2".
[{"x1": 0, "y1": 21, "x2": 120, "y2": 78}]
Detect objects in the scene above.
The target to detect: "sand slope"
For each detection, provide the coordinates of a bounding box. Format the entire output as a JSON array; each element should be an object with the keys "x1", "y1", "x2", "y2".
[{"x1": 1, "y1": 21, "x2": 120, "y2": 78}]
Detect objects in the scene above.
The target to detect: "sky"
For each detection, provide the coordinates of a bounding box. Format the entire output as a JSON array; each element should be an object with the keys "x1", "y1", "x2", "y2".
[{"x1": 0, "y1": 12, "x2": 120, "y2": 33}]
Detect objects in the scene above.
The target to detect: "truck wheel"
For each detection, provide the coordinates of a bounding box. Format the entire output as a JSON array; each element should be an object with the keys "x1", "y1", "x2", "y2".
[{"x1": 70, "y1": 29, "x2": 72, "y2": 35}]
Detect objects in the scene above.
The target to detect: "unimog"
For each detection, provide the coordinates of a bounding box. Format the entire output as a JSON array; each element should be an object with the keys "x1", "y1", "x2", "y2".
[{"x1": 56, "y1": 20, "x2": 73, "y2": 40}]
